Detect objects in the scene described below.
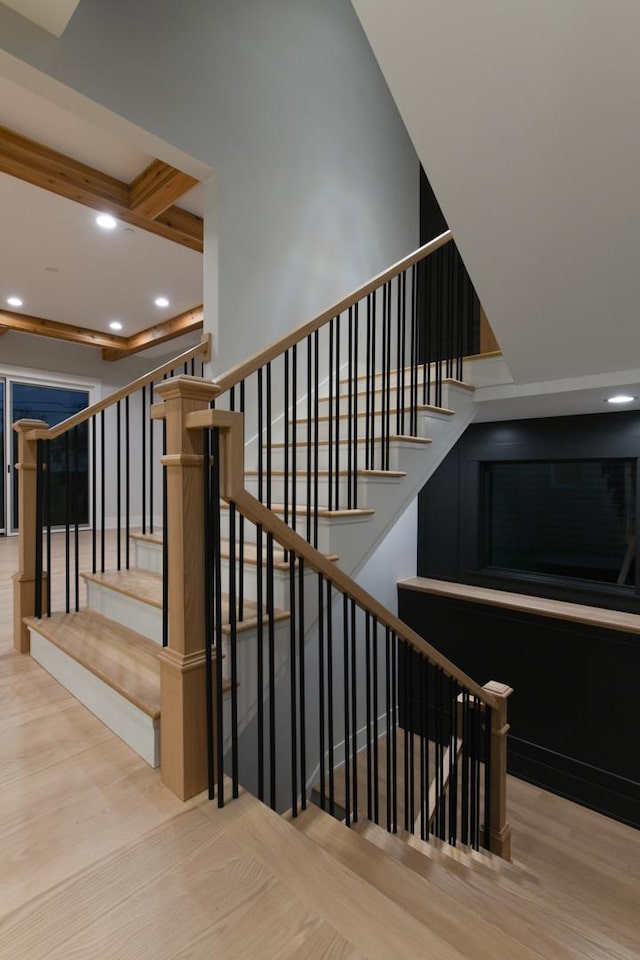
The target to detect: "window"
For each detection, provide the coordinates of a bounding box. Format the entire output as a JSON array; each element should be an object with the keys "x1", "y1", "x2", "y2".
[{"x1": 483, "y1": 459, "x2": 636, "y2": 587}]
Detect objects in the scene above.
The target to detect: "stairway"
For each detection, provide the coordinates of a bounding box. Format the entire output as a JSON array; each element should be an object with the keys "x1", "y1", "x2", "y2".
[{"x1": 21, "y1": 365, "x2": 475, "y2": 777}]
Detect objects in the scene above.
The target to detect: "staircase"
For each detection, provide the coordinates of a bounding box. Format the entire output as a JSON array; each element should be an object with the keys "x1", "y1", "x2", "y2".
[
  {"x1": 19, "y1": 369, "x2": 473, "y2": 773},
  {"x1": 14, "y1": 232, "x2": 513, "y2": 867}
]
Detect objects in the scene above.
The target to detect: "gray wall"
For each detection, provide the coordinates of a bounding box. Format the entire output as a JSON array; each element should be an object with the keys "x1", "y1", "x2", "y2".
[{"x1": 0, "y1": 0, "x2": 420, "y2": 372}]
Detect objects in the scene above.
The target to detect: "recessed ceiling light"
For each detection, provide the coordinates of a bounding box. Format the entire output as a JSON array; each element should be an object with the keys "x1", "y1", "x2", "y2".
[
  {"x1": 96, "y1": 213, "x2": 117, "y2": 230},
  {"x1": 109, "y1": 320, "x2": 123, "y2": 331},
  {"x1": 154, "y1": 296, "x2": 170, "y2": 308},
  {"x1": 606, "y1": 394, "x2": 636, "y2": 404},
  {"x1": 7, "y1": 296, "x2": 23, "y2": 307}
]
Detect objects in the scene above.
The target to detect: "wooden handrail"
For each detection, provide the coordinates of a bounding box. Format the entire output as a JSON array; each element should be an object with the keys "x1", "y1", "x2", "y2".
[
  {"x1": 186, "y1": 404, "x2": 497, "y2": 709},
  {"x1": 26, "y1": 334, "x2": 210, "y2": 441},
  {"x1": 214, "y1": 231, "x2": 453, "y2": 394}
]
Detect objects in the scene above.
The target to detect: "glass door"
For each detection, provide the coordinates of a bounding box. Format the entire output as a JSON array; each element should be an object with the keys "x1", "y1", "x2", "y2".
[
  {"x1": 0, "y1": 379, "x2": 4, "y2": 534},
  {"x1": 7, "y1": 379, "x2": 90, "y2": 534}
]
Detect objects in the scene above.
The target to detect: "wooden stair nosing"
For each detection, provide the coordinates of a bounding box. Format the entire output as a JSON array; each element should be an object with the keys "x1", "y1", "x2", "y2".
[
  {"x1": 303, "y1": 403, "x2": 454, "y2": 424},
  {"x1": 267, "y1": 434, "x2": 433, "y2": 450},
  {"x1": 81, "y1": 569, "x2": 163, "y2": 609},
  {"x1": 24, "y1": 610, "x2": 161, "y2": 719}
]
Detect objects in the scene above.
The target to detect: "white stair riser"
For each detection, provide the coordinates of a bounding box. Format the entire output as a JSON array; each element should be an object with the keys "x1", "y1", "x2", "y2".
[
  {"x1": 244, "y1": 472, "x2": 405, "y2": 510},
  {"x1": 29, "y1": 627, "x2": 160, "y2": 767},
  {"x1": 134, "y1": 539, "x2": 163, "y2": 575},
  {"x1": 264, "y1": 439, "x2": 429, "y2": 473},
  {"x1": 85, "y1": 580, "x2": 163, "y2": 646},
  {"x1": 319, "y1": 384, "x2": 448, "y2": 415},
  {"x1": 288, "y1": 410, "x2": 432, "y2": 444}
]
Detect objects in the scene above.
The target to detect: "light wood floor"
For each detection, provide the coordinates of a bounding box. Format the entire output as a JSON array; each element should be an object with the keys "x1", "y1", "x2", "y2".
[{"x1": 2, "y1": 532, "x2": 640, "y2": 958}]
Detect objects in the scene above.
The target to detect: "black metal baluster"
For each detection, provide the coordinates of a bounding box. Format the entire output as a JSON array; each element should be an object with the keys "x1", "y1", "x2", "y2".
[
  {"x1": 353, "y1": 303, "x2": 359, "y2": 510},
  {"x1": 318, "y1": 573, "x2": 326, "y2": 810},
  {"x1": 410, "y1": 264, "x2": 418, "y2": 436},
  {"x1": 125, "y1": 396, "x2": 130, "y2": 569},
  {"x1": 238, "y1": 382, "x2": 245, "y2": 619},
  {"x1": 229, "y1": 500, "x2": 239, "y2": 799},
  {"x1": 370, "y1": 293, "x2": 377, "y2": 469},
  {"x1": 73, "y1": 427, "x2": 79, "y2": 612},
  {"x1": 343, "y1": 594, "x2": 351, "y2": 826},
  {"x1": 461, "y1": 689, "x2": 470, "y2": 846},
  {"x1": 149, "y1": 381, "x2": 154, "y2": 534},
  {"x1": 449, "y1": 677, "x2": 458, "y2": 846},
  {"x1": 306, "y1": 337, "x2": 312, "y2": 540},
  {"x1": 257, "y1": 520, "x2": 264, "y2": 802},
  {"x1": 162, "y1": 420, "x2": 168, "y2": 648},
  {"x1": 92, "y1": 417, "x2": 97, "y2": 574},
  {"x1": 386, "y1": 283, "x2": 392, "y2": 469},
  {"x1": 65, "y1": 431, "x2": 70, "y2": 614},
  {"x1": 327, "y1": 581, "x2": 335, "y2": 817},
  {"x1": 117, "y1": 400, "x2": 121, "y2": 571},
  {"x1": 45, "y1": 441, "x2": 51, "y2": 617},
  {"x1": 347, "y1": 307, "x2": 353, "y2": 510},
  {"x1": 327, "y1": 319, "x2": 334, "y2": 512},
  {"x1": 101, "y1": 409, "x2": 105, "y2": 573},
  {"x1": 313, "y1": 330, "x2": 319, "y2": 548},
  {"x1": 141, "y1": 385, "x2": 147, "y2": 534},
  {"x1": 291, "y1": 349, "x2": 297, "y2": 538},
  {"x1": 334, "y1": 320, "x2": 340, "y2": 510},
  {"x1": 298, "y1": 556, "x2": 306, "y2": 810},
  {"x1": 266, "y1": 364, "x2": 272, "y2": 513},
  {"x1": 284, "y1": 352, "x2": 289, "y2": 537},
  {"x1": 257, "y1": 369, "x2": 263, "y2": 505},
  {"x1": 385, "y1": 626, "x2": 392, "y2": 832},
  {"x1": 267, "y1": 529, "x2": 276, "y2": 810},
  {"x1": 373, "y1": 617, "x2": 379, "y2": 825},
  {"x1": 289, "y1": 550, "x2": 298, "y2": 817},
  {"x1": 420, "y1": 656, "x2": 427, "y2": 842},
  {"x1": 391, "y1": 631, "x2": 398, "y2": 833},
  {"x1": 365, "y1": 296, "x2": 372, "y2": 470},
  {"x1": 350, "y1": 599, "x2": 358, "y2": 822},
  {"x1": 365, "y1": 612, "x2": 372, "y2": 822}
]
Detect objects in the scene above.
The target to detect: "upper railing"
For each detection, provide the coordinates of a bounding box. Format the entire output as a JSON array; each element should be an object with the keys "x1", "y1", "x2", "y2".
[{"x1": 208, "y1": 231, "x2": 481, "y2": 551}]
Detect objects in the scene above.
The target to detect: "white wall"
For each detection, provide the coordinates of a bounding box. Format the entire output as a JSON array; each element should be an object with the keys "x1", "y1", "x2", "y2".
[{"x1": 0, "y1": 0, "x2": 420, "y2": 375}]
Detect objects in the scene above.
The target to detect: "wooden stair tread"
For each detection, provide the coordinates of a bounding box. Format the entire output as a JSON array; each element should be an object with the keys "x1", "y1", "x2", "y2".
[
  {"x1": 83, "y1": 567, "x2": 290, "y2": 632},
  {"x1": 221, "y1": 501, "x2": 375, "y2": 519},
  {"x1": 24, "y1": 610, "x2": 161, "y2": 719},
  {"x1": 295, "y1": 403, "x2": 454, "y2": 423},
  {"x1": 288, "y1": 804, "x2": 544, "y2": 960},
  {"x1": 82, "y1": 569, "x2": 163, "y2": 608},
  {"x1": 267, "y1": 435, "x2": 432, "y2": 449},
  {"x1": 244, "y1": 468, "x2": 407, "y2": 479}
]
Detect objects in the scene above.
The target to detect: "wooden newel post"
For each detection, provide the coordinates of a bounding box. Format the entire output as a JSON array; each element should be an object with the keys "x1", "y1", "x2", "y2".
[
  {"x1": 153, "y1": 376, "x2": 221, "y2": 801},
  {"x1": 483, "y1": 680, "x2": 513, "y2": 860},
  {"x1": 12, "y1": 419, "x2": 48, "y2": 654}
]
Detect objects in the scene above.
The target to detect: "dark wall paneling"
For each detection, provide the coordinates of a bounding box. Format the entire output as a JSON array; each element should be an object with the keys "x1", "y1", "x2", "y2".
[
  {"x1": 397, "y1": 587, "x2": 640, "y2": 829},
  {"x1": 417, "y1": 410, "x2": 640, "y2": 614}
]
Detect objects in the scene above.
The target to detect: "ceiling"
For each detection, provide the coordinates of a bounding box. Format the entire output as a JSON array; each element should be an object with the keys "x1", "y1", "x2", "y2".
[
  {"x1": 0, "y1": 67, "x2": 204, "y2": 361},
  {"x1": 1, "y1": 0, "x2": 80, "y2": 37},
  {"x1": 352, "y1": 1, "x2": 640, "y2": 422}
]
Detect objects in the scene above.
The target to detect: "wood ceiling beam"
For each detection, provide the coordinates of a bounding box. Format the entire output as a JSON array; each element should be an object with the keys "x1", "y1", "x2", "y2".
[
  {"x1": 0, "y1": 123, "x2": 203, "y2": 253},
  {"x1": 0, "y1": 308, "x2": 128, "y2": 350},
  {"x1": 101, "y1": 306, "x2": 204, "y2": 361},
  {"x1": 129, "y1": 160, "x2": 199, "y2": 220}
]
